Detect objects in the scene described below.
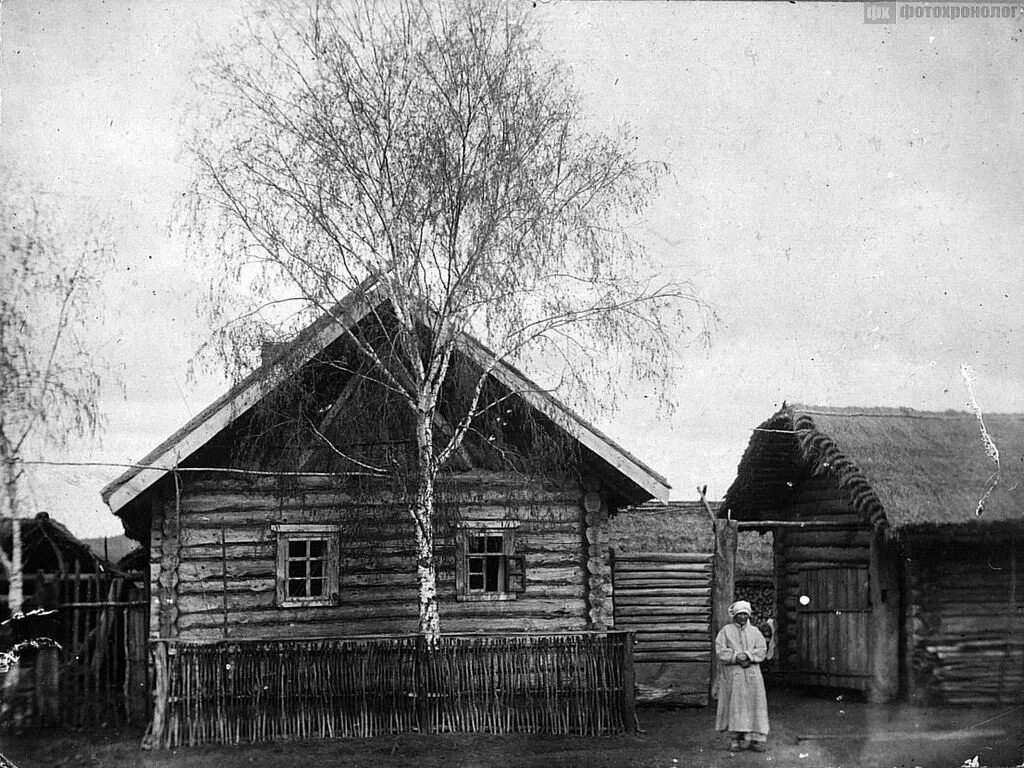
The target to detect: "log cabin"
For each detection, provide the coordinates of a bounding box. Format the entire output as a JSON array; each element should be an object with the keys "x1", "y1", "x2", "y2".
[
  {"x1": 722, "y1": 404, "x2": 1024, "y2": 704},
  {"x1": 100, "y1": 290, "x2": 672, "y2": 645}
]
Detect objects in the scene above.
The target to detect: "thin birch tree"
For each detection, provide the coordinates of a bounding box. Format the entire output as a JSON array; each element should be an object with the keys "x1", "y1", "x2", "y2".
[
  {"x1": 186, "y1": 0, "x2": 706, "y2": 637},
  {"x1": 0, "y1": 175, "x2": 111, "y2": 616}
]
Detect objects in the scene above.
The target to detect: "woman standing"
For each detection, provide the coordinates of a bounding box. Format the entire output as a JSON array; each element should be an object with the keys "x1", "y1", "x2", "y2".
[{"x1": 715, "y1": 599, "x2": 770, "y2": 752}]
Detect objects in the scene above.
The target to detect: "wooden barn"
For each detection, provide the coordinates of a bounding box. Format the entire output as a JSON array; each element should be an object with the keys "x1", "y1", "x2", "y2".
[
  {"x1": 722, "y1": 404, "x2": 1024, "y2": 705},
  {"x1": 101, "y1": 291, "x2": 672, "y2": 745}
]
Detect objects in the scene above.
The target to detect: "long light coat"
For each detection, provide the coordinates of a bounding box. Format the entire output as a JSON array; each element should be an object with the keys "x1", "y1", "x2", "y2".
[{"x1": 714, "y1": 622, "x2": 770, "y2": 735}]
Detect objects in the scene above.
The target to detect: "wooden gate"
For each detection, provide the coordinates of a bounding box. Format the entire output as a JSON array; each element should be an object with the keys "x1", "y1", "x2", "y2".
[
  {"x1": 611, "y1": 552, "x2": 713, "y2": 705},
  {"x1": 793, "y1": 565, "x2": 871, "y2": 690}
]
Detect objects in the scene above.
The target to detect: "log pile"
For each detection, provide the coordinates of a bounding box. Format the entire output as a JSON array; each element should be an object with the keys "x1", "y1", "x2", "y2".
[{"x1": 734, "y1": 578, "x2": 774, "y2": 627}]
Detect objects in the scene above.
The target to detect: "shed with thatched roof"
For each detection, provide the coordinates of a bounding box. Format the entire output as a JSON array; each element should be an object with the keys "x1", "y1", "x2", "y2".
[
  {"x1": 722, "y1": 404, "x2": 1023, "y2": 705},
  {"x1": 1, "y1": 513, "x2": 108, "y2": 615}
]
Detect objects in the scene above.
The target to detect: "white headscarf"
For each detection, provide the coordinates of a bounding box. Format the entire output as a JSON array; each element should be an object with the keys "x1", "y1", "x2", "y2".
[{"x1": 729, "y1": 600, "x2": 753, "y2": 617}]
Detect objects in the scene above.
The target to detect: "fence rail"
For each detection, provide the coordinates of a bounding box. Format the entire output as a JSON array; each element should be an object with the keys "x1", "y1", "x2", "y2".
[{"x1": 149, "y1": 631, "x2": 635, "y2": 748}]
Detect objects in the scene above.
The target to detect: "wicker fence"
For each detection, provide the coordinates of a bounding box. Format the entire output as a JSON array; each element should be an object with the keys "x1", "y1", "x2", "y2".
[{"x1": 148, "y1": 631, "x2": 636, "y2": 748}]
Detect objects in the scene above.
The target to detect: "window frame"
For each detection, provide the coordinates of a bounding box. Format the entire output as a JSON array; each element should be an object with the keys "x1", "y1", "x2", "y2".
[
  {"x1": 272, "y1": 524, "x2": 340, "y2": 608},
  {"x1": 455, "y1": 521, "x2": 524, "y2": 602}
]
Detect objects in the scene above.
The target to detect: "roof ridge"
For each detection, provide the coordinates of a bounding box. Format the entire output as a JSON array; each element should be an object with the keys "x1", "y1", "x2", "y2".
[{"x1": 793, "y1": 406, "x2": 1019, "y2": 420}]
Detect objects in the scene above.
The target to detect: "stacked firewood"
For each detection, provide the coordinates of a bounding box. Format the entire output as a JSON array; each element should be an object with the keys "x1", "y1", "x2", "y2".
[{"x1": 735, "y1": 578, "x2": 775, "y2": 627}]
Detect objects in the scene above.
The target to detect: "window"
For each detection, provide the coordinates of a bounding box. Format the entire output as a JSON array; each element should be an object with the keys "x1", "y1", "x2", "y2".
[
  {"x1": 273, "y1": 524, "x2": 339, "y2": 607},
  {"x1": 456, "y1": 521, "x2": 525, "y2": 601}
]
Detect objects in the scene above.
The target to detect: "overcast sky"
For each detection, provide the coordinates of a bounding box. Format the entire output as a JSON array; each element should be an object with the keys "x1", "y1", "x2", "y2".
[{"x1": 3, "y1": 1, "x2": 1022, "y2": 538}]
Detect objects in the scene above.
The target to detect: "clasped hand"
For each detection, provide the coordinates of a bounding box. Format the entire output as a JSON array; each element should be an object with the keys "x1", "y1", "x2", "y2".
[{"x1": 735, "y1": 652, "x2": 751, "y2": 668}]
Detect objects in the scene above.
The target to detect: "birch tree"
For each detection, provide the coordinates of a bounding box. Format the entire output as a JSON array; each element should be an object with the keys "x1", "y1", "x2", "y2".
[
  {"x1": 0, "y1": 175, "x2": 111, "y2": 615},
  {"x1": 186, "y1": 0, "x2": 705, "y2": 637}
]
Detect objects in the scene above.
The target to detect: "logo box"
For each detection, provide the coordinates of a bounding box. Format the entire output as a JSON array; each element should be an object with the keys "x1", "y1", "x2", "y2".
[{"x1": 864, "y1": 2, "x2": 897, "y2": 23}]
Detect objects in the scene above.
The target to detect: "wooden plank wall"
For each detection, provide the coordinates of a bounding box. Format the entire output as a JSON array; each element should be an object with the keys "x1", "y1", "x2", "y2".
[
  {"x1": 908, "y1": 536, "x2": 1024, "y2": 704},
  {"x1": 611, "y1": 552, "x2": 713, "y2": 704},
  {"x1": 153, "y1": 473, "x2": 590, "y2": 641}
]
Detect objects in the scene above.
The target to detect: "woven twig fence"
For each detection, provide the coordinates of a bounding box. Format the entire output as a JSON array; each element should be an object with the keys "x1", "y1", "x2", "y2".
[{"x1": 148, "y1": 631, "x2": 635, "y2": 748}]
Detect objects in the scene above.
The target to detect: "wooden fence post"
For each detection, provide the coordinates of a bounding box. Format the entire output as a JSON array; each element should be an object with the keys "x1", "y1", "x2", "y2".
[
  {"x1": 143, "y1": 642, "x2": 169, "y2": 749},
  {"x1": 869, "y1": 530, "x2": 900, "y2": 703},
  {"x1": 125, "y1": 586, "x2": 149, "y2": 724},
  {"x1": 34, "y1": 572, "x2": 60, "y2": 726},
  {"x1": 415, "y1": 635, "x2": 430, "y2": 734},
  {"x1": 711, "y1": 519, "x2": 738, "y2": 699},
  {"x1": 620, "y1": 632, "x2": 636, "y2": 733}
]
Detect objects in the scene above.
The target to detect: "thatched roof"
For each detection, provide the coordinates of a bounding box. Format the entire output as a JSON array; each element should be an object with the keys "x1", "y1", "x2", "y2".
[
  {"x1": 723, "y1": 405, "x2": 1024, "y2": 532},
  {"x1": 0, "y1": 512, "x2": 108, "y2": 575}
]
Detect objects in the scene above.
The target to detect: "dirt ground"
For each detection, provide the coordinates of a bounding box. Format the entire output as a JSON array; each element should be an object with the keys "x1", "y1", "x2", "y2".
[{"x1": 1, "y1": 686, "x2": 1022, "y2": 768}]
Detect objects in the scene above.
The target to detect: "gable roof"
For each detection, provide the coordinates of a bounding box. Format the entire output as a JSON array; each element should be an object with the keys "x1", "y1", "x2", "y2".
[
  {"x1": 723, "y1": 404, "x2": 1024, "y2": 531},
  {"x1": 101, "y1": 291, "x2": 670, "y2": 516}
]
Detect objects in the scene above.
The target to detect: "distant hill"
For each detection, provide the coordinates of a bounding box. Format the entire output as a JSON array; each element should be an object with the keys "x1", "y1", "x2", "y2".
[{"x1": 82, "y1": 534, "x2": 138, "y2": 564}]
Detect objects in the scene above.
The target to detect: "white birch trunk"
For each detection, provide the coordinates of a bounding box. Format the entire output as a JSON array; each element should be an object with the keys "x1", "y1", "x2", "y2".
[
  {"x1": 7, "y1": 517, "x2": 22, "y2": 616},
  {"x1": 412, "y1": 409, "x2": 440, "y2": 638},
  {"x1": 1, "y1": 451, "x2": 24, "y2": 616}
]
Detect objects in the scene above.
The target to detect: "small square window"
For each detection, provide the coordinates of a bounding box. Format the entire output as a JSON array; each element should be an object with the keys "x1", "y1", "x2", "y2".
[
  {"x1": 274, "y1": 525, "x2": 339, "y2": 608},
  {"x1": 456, "y1": 523, "x2": 525, "y2": 601}
]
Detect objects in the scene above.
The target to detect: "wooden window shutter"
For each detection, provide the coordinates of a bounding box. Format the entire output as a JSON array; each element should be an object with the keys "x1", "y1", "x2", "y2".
[
  {"x1": 455, "y1": 528, "x2": 467, "y2": 598},
  {"x1": 275, "y1": 534, "x2": 288, "y2": 606},
  {"x1": 507, "y1": 555, "x2": 526, "y2": 594}
]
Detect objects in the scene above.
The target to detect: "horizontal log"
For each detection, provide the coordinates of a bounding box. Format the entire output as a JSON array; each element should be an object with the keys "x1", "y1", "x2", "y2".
[
  {"x1": 178, "y1": 577, "x2": 276, "y2": 595},
  {"x1": 436, "y1": 583, "x2": 587, "y2": 601},
  {"x1": 614, "y1": 591, "x2": 712, "y2": 605},
  {"x1": 618, "y1": 620, "x2": 709, "y2": 632},
  {"x1": 613, "y1": 575, "x2": 713, "y2": 588},
  {"x1": 783, "y1": 530, "x2": 871, "y2": 547},
  {"x1": 636, "y1": 640, "x2": 711, "y2": 652},
  {"x1": 784, "y1": 547, "x2": 869, "y2": 563},
  {"x1": 614, "y1": 563, "x2": 712, "y2": 574},
  {"x1": 179, "y1": 469, "x2": 578, "y2": 495},
  {"x1": 612, "y1": 587, "x2": 712, "y2": 598},
  {"x1": 634, "y1": 652, "x2": 712, "y2": 663},
  {"x1": 178, "y1": 559, "x2": 274, "y2": 582},
  {"x1": 635, "y1": 642, "x2": 710, "y2": 653},
  {"x1": 614, "y1": 605, "x2": 710, "y2": 618},
  {"x1": 178, "y1": 594, "x2": 588, "y2": 630},
  {"x1": 439, "y1": 616, "x2": 589, "y2": 633},
  {"x1": 629, "y1": 625, "x2": 712, "y2": 636},
  {"x1": 620, "y1": 622, "x2": 712, "y2": 634},
  {"x1": 179, "y1": 528, "x2": 273, "y2": 547},
  {"x1": 180, "y1": 542, "x2": 275, "y2": 561},
  {"x1": 615, "y1": 553, "x2": 712, "y2": 565},
  {"x1": 613, "y1": 578, "x2": 712, "y2": 591},
  {"x1": 180, "y1": 500, "x2": 582, "y2": 527}
]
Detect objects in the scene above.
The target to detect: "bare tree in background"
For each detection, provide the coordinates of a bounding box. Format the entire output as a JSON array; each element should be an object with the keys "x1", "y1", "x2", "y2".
[
  {"x1": 0, "y1": 173, "x2": 112, "y2": 616},
  {"x1": 186, "y1": 0, "x2": 706, "y2": 637}
]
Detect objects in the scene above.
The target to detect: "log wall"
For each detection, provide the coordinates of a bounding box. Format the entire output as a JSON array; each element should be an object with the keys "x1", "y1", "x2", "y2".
[
  {"x1": 149, "y1": 473, "x2": 591, "y2": 641},
  {"x1": 907, "y1": 535, "x2": 1024, "y2": 704}
]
